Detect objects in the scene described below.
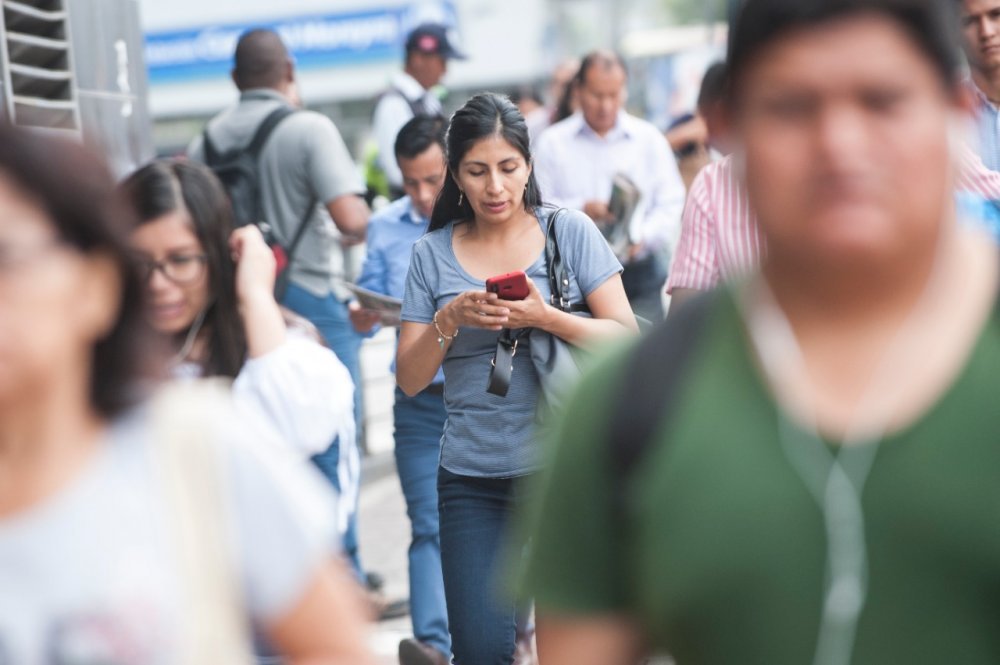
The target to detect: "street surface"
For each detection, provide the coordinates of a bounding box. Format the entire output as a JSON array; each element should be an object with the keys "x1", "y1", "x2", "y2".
[{"x1": 357, "y1": 329, "x2": 417, "y2": 664}]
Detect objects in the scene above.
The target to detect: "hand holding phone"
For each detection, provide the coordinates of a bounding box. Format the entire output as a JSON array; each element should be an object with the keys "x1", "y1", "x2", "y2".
[{"x1": 485, "y1": 271, "x2": 530, "y2": 301}]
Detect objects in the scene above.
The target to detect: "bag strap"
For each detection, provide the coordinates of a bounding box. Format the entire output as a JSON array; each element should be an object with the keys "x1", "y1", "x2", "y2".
[
  {"x1": 486, "y1": 328, "x2": 524, "y2": 397},
  {"x1": 203, "y1": 105, "x2": 295, "y2": 166},
  {"x1": 487, "y1": 208, "x2": 592, "y2": 397},
  {"x1": 393, "y1": 85, "x2": 431, "y2": 118},
  {"x1": 273, "y1": 192, "x2": 318, "y2": 301},
  {"x1": 202, "y1": 129, "x2": 221, "y2": 165},
  {"x1": 609, "y1": 292, "x2": 715, "y2": 512},
  {"x1": 546, "y1": 208, "x2": 591, "y2": 314},
  {"x1": 246, "y1": 106, "x2": 296, "y2": 158},
  {"x1": 241, "y1": 106, "x2": 310, "y2": 300}
]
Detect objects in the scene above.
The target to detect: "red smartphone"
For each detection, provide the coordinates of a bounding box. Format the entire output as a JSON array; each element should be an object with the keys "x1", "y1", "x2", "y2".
[{"x1": 485, "y1": 270, "x2": 530, "y2": 300}]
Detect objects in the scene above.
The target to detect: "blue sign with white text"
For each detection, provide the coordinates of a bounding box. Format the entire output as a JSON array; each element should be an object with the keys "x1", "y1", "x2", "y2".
[{"x1": 145, "y1": 3, "x2": 457, "y2": 84}]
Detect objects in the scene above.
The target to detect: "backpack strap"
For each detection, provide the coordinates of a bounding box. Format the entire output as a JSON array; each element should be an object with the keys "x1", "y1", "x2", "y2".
[
  {"x1": 609, "y1": 291, "x2": 716, "y2": 512},
  {"x1": 246, "y1": 106, "x2": 296, "y2": 157},
  {"x1": 202, "y1": 129, "x2": 221, "y2": 165},
  {"x1": 386, "y1": 85, "x2": 440, "y2": 118},
  {"x1": 202, "y1": 105, "x2": 295, "y2": 166},
  {"x1": 273, "y1": 192, "x2": 318, "y2": 300}
]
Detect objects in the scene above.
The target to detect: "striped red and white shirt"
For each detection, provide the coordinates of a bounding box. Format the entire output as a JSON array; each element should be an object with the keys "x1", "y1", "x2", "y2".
[{"x1": 666, "y1": 148, "x2": 1000, "y2": 293}]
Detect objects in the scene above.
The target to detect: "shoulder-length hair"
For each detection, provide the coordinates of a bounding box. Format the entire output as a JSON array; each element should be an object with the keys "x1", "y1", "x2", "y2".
[
  {"x1": 0, "y1": 125, "x2": 160, "y2": 417},
  {"x1": 120, "y1": 159, "x2": 247, "y2": 378}
]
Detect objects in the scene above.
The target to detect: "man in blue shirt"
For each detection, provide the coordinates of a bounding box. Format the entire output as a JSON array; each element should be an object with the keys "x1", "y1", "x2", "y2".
[{"x1": 350, "y1": 116, "x2": 450, "y2": 665}]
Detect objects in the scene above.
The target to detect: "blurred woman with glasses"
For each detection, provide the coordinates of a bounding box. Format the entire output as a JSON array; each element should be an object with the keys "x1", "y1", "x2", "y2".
[
  {"x1": 0, "y1": 126, "x2": 375, "y2": 664},
  {"x1": 121, "y1": 159, "x2": 357, "y2": 462}
]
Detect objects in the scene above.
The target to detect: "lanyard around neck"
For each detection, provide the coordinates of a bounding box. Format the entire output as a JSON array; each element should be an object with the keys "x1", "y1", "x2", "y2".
[{"x1": 736, "y1": 257, "x2": 945, "y2": 665}]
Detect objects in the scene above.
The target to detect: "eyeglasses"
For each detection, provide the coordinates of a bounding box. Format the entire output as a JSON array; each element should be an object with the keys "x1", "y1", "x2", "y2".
[{"x1": 136, "y1": 254, "x2": 207, "y2": 285}]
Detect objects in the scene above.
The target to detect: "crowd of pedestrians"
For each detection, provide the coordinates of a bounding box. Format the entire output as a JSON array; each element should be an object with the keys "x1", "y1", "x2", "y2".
[{"x1": 5, "y1": 0, "x2": 1000, "y2": 663}]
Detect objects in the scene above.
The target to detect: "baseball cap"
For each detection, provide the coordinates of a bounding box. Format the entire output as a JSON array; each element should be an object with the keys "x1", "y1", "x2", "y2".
[{"x1": 405, "y1": 23, "x2": 467, "y2": 60}]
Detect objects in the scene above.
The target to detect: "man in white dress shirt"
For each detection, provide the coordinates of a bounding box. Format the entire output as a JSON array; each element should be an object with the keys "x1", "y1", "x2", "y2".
[
  {"x1": 372, "y1": 23, "x2": 465, "y2": 198},
  {"x1": 533, "y1": 50, "x2": 686, "y2": 321}
]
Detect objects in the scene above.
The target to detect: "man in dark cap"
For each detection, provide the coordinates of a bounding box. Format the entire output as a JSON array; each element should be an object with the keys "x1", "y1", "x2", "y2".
[{"x1": 372, "y1": 22, "x2": 465, "y2": 197}]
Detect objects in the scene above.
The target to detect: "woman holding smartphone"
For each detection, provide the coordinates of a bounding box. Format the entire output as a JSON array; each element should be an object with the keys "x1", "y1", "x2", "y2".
[{"x1": 397, "y1": 92, "x2": 637, "y2": 665}]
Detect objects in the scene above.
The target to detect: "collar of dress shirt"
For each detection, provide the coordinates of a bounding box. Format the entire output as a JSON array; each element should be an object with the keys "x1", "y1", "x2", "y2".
[
  {"x1": 574, "y1": 110, "x2": 634, "y2": 142},
  {"x1": 401, "y1": 197, "x2": 428, "y2": 225},
  {"x1": 392, "y1": 71, "x2": 430, "y2": 102}
]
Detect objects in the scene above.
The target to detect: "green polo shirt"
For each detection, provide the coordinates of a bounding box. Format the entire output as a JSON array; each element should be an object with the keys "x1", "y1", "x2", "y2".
[{"x1": 521, "y1": 291, "x2": 1000, "y2": 664}]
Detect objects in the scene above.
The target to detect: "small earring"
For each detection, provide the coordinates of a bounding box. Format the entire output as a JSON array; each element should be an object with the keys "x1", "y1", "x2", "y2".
[{"x1": 458, "y1": 191, "x2": 464, "y2": 206}]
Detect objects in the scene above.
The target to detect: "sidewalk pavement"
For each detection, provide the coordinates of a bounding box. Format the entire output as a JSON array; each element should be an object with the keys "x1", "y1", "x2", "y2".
[
  {"x1": 357, "y1": 329, "x2": 417, "y2": 664},
  {"x1": 360, "y1": 463, "x2": 413, "y2": 664}
]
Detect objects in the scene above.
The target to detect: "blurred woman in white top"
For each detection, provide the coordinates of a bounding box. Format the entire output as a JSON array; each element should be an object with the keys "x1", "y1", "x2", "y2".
[{"x1": 0, "y1": 126, "x2": 374, "y2": 663}]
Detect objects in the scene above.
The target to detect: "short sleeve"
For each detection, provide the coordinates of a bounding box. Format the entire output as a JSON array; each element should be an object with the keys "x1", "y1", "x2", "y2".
[
  {"x1": 301, "y1": 113, "x2": 364, "y2": 204},
  {"x1": 232, "y1": 335, "x2": 355, "y2": 458},
  {"x1": 217, "y1": 418, "x2": 338, "y2": 623},
  {"x1": 401, "y1": 237, "x2": 437, "y2": 324},
  {"x1": 518, "y1": 349, "x2": 633, "y2": 613},
  {"x1": 557, "y1": 209, "x2": 623, "y2": 296}
]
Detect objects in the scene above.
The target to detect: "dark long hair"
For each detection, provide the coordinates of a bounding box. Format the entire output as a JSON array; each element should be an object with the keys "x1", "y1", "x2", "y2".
[
  {"x1": 0, "y1": 125, "x2": 159, "y2": 417},
  {"x1": 429, "y1": 92, "x2": 543, "y2": 232},
  {"x1": 120, "y1": 159, "x2": 247, "y2": 378}
]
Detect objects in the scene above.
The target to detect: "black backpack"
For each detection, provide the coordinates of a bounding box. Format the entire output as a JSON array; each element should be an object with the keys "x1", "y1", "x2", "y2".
[
  {"x1": 608, "y1": 293, "x2": 715, "y2": 513},
  {"x1": 202, "y1": 106, "x2": 315, "y2": 298}
]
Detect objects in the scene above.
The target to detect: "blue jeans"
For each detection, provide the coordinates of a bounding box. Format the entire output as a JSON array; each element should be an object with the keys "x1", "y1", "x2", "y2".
[
  {"x1": 395, "y1": 387, "x2": 450, "y2": 657},
  {"x1": 438, "y1": 467, "x2": 529, "y2": 665},
  {"x1": 283, "y1": 283, "x2": 365, "y2": 578},
  {"x1": 311, "y1": 437, "x2": 363, "y2": 578}
]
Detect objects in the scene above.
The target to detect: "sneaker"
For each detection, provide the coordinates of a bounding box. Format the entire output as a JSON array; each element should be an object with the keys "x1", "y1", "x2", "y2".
[{"x1": 398, "y1": 637, "x2": 449, "y2": 665}]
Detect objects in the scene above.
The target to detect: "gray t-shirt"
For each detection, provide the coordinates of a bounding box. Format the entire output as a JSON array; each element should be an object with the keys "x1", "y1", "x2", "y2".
[
  {"x1": 189, "y1": 88, "x2": 364, "y2": 299},
  {"x1": 0, "y1": 403, "x2": 336, "y2": 664},
  {"x1": 401, "y1": 207, "x2": 622, "y2": 478}
]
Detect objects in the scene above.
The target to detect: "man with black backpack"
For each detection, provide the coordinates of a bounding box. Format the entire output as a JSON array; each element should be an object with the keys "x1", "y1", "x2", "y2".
[
  {"x1": 188, "y1": 28, "x2": 370, "y2": 580},
  {"x1": 371, "y1": 22, "x2": 464, "y2": 200}
]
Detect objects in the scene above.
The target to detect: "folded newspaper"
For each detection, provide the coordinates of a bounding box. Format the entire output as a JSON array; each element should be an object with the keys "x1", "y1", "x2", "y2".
[
  {"x1": 605, "y1": 173, "x2": 642, "y2": 261},
  {"x1": 345, "y1": 283, "x2": 402, "y2": 327}
]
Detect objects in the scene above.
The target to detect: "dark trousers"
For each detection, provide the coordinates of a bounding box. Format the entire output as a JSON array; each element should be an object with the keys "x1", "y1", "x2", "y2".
[
  {"x1": 621, "y1": 254, "x2": 668, "y2": 323},
  {"x1": 438, "y1": 468, "x2": 529, "y2": 665}
]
